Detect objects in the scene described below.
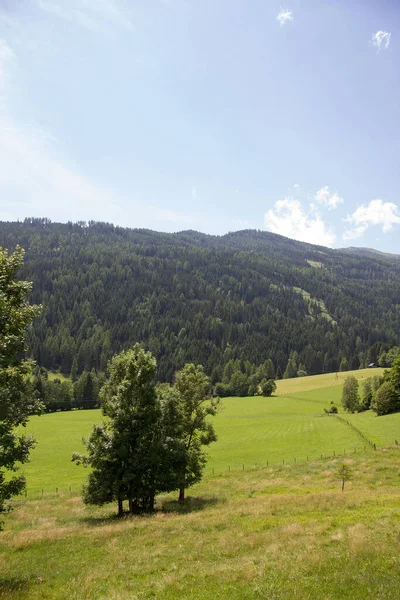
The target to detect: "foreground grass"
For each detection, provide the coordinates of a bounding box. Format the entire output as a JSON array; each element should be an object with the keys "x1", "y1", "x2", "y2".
[{"x1": 1, "y1": 447, "x2": 400, "y2": 599}]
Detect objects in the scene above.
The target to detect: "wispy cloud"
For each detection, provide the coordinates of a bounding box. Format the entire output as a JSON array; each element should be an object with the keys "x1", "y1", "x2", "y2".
[
  {"x1": 0, "y1": 39, "x2": 14, "y2": 82},
  {"x1": 371, "y1": 31, "x2": 391, "y2": 53},
  {"x1": 314, "y1": 186, "x2": 344, "y2": 210},
  {"x1": 277, "y1": 8, "x2": 293, "y2": 27},
  {"x1": 264, "y1": 198, "x2": 335, "y2": 247},
  {"x1": 0, "y1": 40, "x2": 199, "y2": 232},
  {"x1": 36, "y1": 0, "x2": 134, "y2": 33},
  {"x1": 343, "y1": 200, "x2": 400, "y2": 240}
]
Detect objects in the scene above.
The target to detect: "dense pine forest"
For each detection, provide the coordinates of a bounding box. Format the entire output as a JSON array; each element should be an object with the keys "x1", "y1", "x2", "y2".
[{"x1": 1, "y1": 218, "x2": 400, "y2": 383}]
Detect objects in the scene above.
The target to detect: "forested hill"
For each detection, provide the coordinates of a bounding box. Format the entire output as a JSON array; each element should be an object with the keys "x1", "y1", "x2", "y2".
[{"x1": 1, "y1": 218, "x2": 400, "y2": 382}]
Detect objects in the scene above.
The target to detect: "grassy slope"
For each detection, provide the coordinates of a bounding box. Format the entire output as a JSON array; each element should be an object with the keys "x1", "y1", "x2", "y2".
[
  {"x1": 1, "y1": 448, "x2": 399, "y2": 599},
  {"x1": 20, "y1": 368, "x2": 399, "y2": 495}
]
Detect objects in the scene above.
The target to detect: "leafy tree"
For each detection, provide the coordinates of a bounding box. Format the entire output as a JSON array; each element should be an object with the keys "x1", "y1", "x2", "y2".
[
  {"x1": 0, "y1": 246, "x2": 42, "y2": 526},
  {"x1": 359, "y1": 378, "x2": 373, "y2": 411},
  {"x1": 73, "y1": 370, "x2": 98, "y2": 409},
  {"x1": 259, "y1": 378, "x2": 276, "y2": 397},
  {"x1": 336, "y1": 463, "x2": 352, "y2": 492},
  {"x1": 73, "y1": 345, "x2": 165, "y2": 514},
  {"x1": 371, "y1": 381, "x2": 397, "y2": 416},
  {"x1": 341, "y1": 376, "x2": 360, "y2": 413},
  {"x1": 173, "y1": 364, "x2": 220, "y2": 503},
  {"x1": 229, "y1": 371, "x2": 249, "y2": 397},
  {"x1": 372, "y1": 357, "x2": 400, "y2": 416}
]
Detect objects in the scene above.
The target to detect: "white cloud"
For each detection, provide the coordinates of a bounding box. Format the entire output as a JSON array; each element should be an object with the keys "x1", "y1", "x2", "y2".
[
  {"x1": 277, "y1": 8, "x2": 293, "y2": 27},
  {"x1": 264, "y1": 198, "x2": 336, "y2": 247},
  {"x1": 371, "y1": 31, "x2": 391, "y2": 53},
  {"x1": 343, "y1": 199, "x2": 400, "y2": 240},
  {"x1": 315, "y1": 186, "x2": 344, "y2": 210},
  {"x1": 36, "y1": 0, "x2": 134, "y2": 33}
]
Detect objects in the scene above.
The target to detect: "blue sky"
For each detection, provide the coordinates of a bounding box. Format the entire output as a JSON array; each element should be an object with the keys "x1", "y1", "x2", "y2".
[{"x1": 1, "y1": 0, "x2": 399, "y2": 251}]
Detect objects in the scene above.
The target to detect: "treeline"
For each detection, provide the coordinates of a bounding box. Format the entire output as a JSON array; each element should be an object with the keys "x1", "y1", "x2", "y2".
[
  {"x1": 214, "y1": 358, "x2": 276, "y2": 397},
  {"x1": 1, "y1": 218, "x2": 400, "y2": 381},
  {"x1": 32, "y1": 367, "x2": 104, "y2": 411}
]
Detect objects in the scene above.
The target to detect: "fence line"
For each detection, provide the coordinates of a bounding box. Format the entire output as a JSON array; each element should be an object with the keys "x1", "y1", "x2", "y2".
[
  {"x1": 21, "y1": 442, "x2": 399, "y2": 499},
  {"x1": 330, "y1": 414, "x2": 375, "y2": 448}
]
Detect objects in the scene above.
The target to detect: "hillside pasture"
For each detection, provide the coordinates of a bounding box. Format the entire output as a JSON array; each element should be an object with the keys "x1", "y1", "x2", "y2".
[
  {"x1": 275, "y1": 367, "x2": 385, "y2": 395},
  {"x1": 1, "y1": 448, "x2": 400, "y2": 599},
  {"x1": 18, "y1": 368, "x2": 395, "y2": 496}
]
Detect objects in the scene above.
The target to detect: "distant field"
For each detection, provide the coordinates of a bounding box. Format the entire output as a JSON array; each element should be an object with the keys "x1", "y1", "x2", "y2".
[
  {"x1": 19, "y1": 368, "x2": 398, "y2": 496},
  {"x1": 47, "y1": 371, "x2": 70, "y2": 383},
  {"x1": 275, "y1": 367, "x2": 385, "y2": 395}
]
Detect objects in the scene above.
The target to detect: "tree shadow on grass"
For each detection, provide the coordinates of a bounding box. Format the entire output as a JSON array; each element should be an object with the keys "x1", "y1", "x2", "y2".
[
  {"x1": 80, "y1": 512, "x2": 125, "y2": 527},
  {"x1": 0, "y1": 575, "x2": 32, "y2": 596},
  {"x1": 80, "y1": 496, "x2": 225, "y2": 526},
  {"x1": 162, "y1": 495, "x2": 224, "y2": 514}
]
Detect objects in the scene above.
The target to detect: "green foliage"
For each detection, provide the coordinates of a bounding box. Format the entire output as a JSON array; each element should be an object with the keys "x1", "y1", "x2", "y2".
[
  {"x1": 259, "y1": 378, "x2": 276, "y2": 397},
  {"x1": 372, "y1": 381, "x2": 400, "y2": 416},
  {"x1": 336, "y1": 462, "x2": 352, "y2": 491},
  {"x1": 73, "y1": 345, "x2": 166, "y2": 513},
  {"x1": 172, "y1": 364, "x2": 220, "y2": 501},
  {"x1": 0, "y1": 246, "x2": 42, "y2": 525},
  {"x1": 2, "y1": 220, "x2": 400, "y2": 383},
  {"x1": 341, "y1": 376, "x2": 360, "y2": 413},
  {"x1": 371, "y1": 357, "x2": 400, "y2": 416},
  {"x1": 359, "y1": 378, "x2": 373, "y2": 411}
]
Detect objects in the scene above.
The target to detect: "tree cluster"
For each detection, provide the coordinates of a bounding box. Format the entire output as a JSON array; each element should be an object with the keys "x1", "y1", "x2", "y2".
[
  {"x1": 31, "y1": 367, "x2": 104, "y2": 411},
  {"x1": 73, "y1": 347, "x2": 220, "y2": 514},
  {"x1": 341, "y1": 358, "x2": 400, "y2": 416},
  {"x1": 214, "y1": 358, "x2": 276, "y2": 397}
]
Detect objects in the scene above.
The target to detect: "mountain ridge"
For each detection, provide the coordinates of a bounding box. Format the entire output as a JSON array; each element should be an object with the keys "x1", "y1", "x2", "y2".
[{"x1": 1, "y1": 218, "x2": 399, "y2": 381}]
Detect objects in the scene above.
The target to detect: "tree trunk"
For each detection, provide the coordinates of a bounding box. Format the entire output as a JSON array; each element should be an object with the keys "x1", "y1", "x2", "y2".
[
  {"x1": 118, "y1": 498, "x2": 123, "y2": 517},
  {"x1": 178, "y1": 487, "x2": 185, "y2": 503},
  {"x1": 342, "y1": 479, "x2": 345, "y2": 492},
  {"x1": 129, "y1": 497, "x2": 134, "y2": 513}
]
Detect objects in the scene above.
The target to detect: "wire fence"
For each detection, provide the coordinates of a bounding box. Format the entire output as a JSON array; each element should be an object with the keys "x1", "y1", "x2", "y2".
[{"x1": 22, "y1": 441, "x2": 400, "y2": 498}]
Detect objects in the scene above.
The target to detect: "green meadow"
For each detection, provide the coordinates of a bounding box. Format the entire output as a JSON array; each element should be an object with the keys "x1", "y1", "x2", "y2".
[
  {"x1": 2, "y1": 368, "x2": 400, "y2": 599},
  {"x1": 1, "y1": 447, "x2": 400, "y2": 599},
  {"x1": 18, "y1": 367, "x2": 400, "y2": 496}
]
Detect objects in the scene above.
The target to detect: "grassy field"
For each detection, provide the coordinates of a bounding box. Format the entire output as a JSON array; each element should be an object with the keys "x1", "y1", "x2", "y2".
[
  {"x1": 18, "y1": 367, "x2": 400, "y2": 496},
  {"x1": 1, "y1": 447, "x2": 399, "y2": 599},
  {"x1": 2, "y1": 368, "x2": 400, "y2": 598},
  {"x1": 275, "y1": 367, "x2": 385, "y2": 395}
]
